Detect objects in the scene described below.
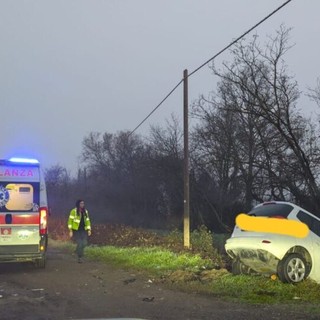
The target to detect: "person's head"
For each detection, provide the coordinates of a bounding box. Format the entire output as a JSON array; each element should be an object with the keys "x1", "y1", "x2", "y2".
[{"x1": 75, "y1": 199, "x2": 85, "y2": 210}]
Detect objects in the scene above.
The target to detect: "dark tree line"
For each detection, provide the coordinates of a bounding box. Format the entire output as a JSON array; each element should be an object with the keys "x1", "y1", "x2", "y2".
[{"x1": 45, "y1": 26, "x2": 320, "y2": 233}]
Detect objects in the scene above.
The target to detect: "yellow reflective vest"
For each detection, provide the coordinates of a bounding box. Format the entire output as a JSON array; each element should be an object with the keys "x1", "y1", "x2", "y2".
[{"x1": 68, "y1": 208, "x2": 91, "y2": 231}]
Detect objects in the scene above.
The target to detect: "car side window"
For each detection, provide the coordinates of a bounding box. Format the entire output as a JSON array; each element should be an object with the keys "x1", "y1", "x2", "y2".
[{"x1": 297, "y1": 210, "x2": 320, "y2": 237}]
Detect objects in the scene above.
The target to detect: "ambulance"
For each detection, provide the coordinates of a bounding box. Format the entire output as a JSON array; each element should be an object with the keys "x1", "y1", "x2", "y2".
[{"x1": 0, "y1": 157, "x2": 48, "y2": 267}]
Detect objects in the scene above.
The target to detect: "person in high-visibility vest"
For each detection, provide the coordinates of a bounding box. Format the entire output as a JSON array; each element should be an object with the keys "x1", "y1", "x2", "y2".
[{"x1": 68, "y1": 199, "x2": 92, "y2": 263}]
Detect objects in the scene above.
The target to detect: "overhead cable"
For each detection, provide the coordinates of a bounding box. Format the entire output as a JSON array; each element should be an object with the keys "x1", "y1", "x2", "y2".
[
  {"x1": 129, "y1": 79, "x2": 183, "y2": 136},
  {"x1": 129, "y1": 0, "x2": 293, "y2": 136},
  {"x1": 189, "y1": 0, "x2": 292, "y2": 77}
]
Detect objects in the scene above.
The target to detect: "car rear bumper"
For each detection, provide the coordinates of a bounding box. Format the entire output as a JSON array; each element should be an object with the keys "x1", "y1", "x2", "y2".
[{"x1": 225, "y1": 237, "x2": 285, "y2": 274}]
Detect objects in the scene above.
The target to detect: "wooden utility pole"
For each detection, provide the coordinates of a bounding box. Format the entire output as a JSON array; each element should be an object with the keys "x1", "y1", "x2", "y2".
[{"x1": 183, "y1": 69, "x2": 190, "y2": 248}]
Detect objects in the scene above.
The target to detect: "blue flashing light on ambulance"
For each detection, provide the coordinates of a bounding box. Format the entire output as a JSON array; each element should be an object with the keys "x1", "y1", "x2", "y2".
[{"x1": 0, "y1": 157, "x2": 48, "y2": 267}]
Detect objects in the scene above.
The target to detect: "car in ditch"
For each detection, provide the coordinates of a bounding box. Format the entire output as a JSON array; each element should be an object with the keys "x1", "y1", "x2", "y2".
[{"x1": 225, "y1": 201, "x2": 320, "y2": 283}]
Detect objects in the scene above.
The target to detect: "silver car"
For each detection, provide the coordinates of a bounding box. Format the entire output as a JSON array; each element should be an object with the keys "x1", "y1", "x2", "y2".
[{"x1": 225, "y1": 201, "x2": 320, "y2": 283}]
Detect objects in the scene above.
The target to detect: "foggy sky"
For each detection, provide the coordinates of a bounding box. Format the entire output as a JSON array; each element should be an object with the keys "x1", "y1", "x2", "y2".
[{"x1": 1, "y1": 0, "x2": 319, "y2": 174}]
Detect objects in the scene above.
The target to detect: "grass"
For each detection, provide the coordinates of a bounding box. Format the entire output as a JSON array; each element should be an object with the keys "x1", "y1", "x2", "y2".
[
  {"x1": 85, "y1": 245, "x2": 214, "y2": 275},
  {"x1": 51, "y1": 238, "x2": 214, "y2": 273},
  {"x1": 206, "y1": 274, "x2": 320, "y2": 303},
  {"x1": 50, "y1": 238, "x2": 320, "y2": 310}
]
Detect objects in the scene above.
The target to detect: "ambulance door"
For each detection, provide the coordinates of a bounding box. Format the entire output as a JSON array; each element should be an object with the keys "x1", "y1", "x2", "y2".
[{"x1": 0, "y1": 182, "x2": 40, "y2": 248}]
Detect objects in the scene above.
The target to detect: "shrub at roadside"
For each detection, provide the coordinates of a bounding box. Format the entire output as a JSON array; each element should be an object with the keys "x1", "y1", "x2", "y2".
[
  {"x1": 163, "y1": 225, "x2": 224, "y2": 268},
  {"x1": 49, "y1": 218, "x2": 225, "y2": 268}
]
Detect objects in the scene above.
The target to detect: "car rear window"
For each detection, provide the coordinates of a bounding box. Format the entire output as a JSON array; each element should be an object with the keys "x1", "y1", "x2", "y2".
[{"x1": 249, "y1": 203, "x2": 293, "y2": 218}]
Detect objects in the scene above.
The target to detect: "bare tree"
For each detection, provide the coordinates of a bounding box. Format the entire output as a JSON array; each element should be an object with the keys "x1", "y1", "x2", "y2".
[
  {"x1": 307, "y1": 78, "x2": 320, "y2": 107},
  {"x1": 191, "y1": 94, "x2": 246, "y2": 231},
  {"x1": 193, "y1": 25, "x2": 320, "y2": 225},
  {"x1": 214, "y1": 26, "x2": 320, "y2": 211},
  {"x1": 44, "y1": 164, "x2": 71, "y2": 216},
  {"x1": 80, "y1": 131, "x2": 163, "y2": 226},
  {"x1": 148, "y1": 114, "x2": 184, "y2": 228}
]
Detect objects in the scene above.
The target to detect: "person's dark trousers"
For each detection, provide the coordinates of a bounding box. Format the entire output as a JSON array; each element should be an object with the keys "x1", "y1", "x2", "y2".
[{"x1": 73, "y1": 229, "x2": 88, "y2": 258}]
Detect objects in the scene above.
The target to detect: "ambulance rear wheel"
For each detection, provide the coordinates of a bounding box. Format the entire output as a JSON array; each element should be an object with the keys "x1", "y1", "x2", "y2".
[{"x1": 35, "y1": 257, "x2": 46, "y2": 268}]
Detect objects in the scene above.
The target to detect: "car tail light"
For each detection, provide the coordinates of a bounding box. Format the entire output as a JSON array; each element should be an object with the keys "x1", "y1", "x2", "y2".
[
  {"x1": 39, "y1": 207, "x2": 48, "y2": 235},
  {"x1": 270, "y1": 215, "x2": 286, "y2": 219}
]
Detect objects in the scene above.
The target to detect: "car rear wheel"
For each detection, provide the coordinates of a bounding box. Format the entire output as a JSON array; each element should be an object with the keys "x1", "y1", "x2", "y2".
[
  {"x1": 231, "y1": 259, "x2": 254, "y2": 275},
  {"x1": 277, "y1": 253, "x2": 308, "y2": 283}
]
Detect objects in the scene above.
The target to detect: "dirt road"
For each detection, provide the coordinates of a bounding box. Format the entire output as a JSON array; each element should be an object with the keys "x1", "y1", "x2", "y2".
[{"x1": 0, "y1": 246, "x2": 318, "y2": 320}]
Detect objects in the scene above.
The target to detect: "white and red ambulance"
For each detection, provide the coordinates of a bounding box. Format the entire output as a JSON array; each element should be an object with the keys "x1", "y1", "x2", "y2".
[{"x1": 0, "y1": 157, "x2": 48, "y2": 267}]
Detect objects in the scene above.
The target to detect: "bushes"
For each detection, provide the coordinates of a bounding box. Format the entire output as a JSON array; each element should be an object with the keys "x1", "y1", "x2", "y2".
[
  {"x1": 49, "y1": 217, "x2": 69, "y2": 241},
  {"x1": 163, "y1": 225, "x2": 225, "y2": 268},
  {"x1": 49, "y1": 218, "x2": 225, "y2": 268}
]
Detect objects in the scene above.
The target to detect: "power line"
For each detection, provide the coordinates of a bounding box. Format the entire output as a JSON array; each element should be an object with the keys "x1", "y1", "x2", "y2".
[
  {"x1": 129, "y1": 79, "x2": 183, "y2": 137},
  {"x1": 189, "y1": 0, "x2": 292, "y2": 77},
  {"x1": 129, "y1": 0, "x2": 293, "y2": 136}
]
